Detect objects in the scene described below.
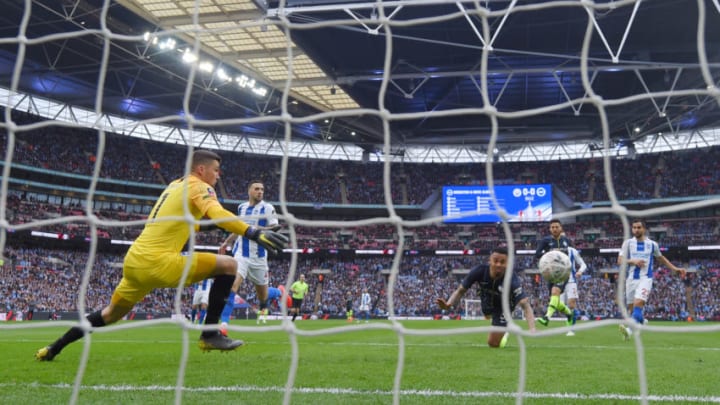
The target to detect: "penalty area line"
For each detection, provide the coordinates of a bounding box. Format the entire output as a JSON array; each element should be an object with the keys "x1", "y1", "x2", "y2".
[{"x1": 3, "y1": 383, "x2": 719, "y2": 402}]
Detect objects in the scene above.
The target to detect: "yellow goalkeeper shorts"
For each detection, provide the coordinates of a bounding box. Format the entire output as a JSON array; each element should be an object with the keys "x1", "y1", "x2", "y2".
[{"x1": 112, "y1": 250, "x2": 216, "y2": 305}]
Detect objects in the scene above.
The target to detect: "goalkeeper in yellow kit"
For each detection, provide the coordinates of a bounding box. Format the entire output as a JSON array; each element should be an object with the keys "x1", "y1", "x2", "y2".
[{"x1": 36, "y1": 150, "x2": 288, "y2": 361}]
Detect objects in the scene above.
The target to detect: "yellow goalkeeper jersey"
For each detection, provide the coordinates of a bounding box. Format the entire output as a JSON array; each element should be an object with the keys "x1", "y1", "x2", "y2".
[{"x1": 130, "y1": 174, "x2": 221, "y2": 256}]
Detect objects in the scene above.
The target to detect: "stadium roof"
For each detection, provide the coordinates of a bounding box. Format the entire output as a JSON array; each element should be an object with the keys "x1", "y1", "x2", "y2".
[{"x1": 1, "y1": 0, "x2": 720, "y2": 162}]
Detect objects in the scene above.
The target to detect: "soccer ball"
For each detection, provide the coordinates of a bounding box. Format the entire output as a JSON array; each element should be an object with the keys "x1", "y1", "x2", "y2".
[{"x1": 538, "y1": 250, "x2": 572, "y2": 283}]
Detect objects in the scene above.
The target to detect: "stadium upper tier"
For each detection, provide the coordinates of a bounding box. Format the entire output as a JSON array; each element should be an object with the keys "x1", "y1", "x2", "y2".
[
  {"x1": 3, "y1": 87, "x2": 720, "y2": 164},
  {"x1": 5, "y1": 194, "x2": 718, "y2": 251},
  {"x1": 2, "y1": 110, "x2": 720, "y2": 207}
]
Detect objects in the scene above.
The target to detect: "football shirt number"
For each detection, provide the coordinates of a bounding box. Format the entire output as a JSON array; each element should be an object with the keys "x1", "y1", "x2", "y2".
[{"x1": 150, "y1": 192, "x2": 170, "y2": 220}]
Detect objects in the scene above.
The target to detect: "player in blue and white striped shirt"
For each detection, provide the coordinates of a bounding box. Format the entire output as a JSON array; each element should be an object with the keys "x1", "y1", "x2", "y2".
[
  {"x1": 617, "y1": 219, "x2": 685, "y2": 340},
  {"x1": 562, "y1": 246, "x2": 587, "y2": 336},
  {"x1": 191, "y1": 278, "x2": 213, "y2": 324},
  {"x1": 358, "y1": 288, "x2": 372, "y2": 322},
  {"x1": 219, "y1": 180, "x2": 280, "y2": 328}
]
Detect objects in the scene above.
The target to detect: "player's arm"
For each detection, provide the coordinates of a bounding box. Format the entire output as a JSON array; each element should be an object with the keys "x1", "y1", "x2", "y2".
[
  {"x1": 517, "y1": 297, "x2": 536, "y2": 332},
  {"x1": 657, "y1": 255, "x2": 686, "y2": 277},
  {"x1": 219, "y1": 233, "x2": 238, "y2": 255},
  {"x1": 260, "y1": 204, "x2": 282, "y2": 231},
  {"x1": 436, "y1": 285, "x2": 467, "y2": 310},
  {"x1": 574, "y1": 249, "x2": 588, "y2": 276},
  {"x1": 205, "y1": 205, "x2": 288, "y2": 255},
  {"x1": 617, "y1": 240, "x2": 631, "y2": 266},
  {"x1": 438, "y1": 264, "x2": 481, "y2": 309}
]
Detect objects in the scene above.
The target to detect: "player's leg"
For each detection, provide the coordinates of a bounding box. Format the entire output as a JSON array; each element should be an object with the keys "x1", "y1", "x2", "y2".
[
  {"x1": 564, "y1": 283, "x2": 579, "y2": 335},
  {"x1": 488, "y1": 331, "x2": 507, "y2": 348},
  {"x1": 36, "y1": 275, "x2": 144, "y2": 361},
  {"x1": 619, "y1": 279, "x2": 636, "y2": 340},
  {"x1": 249, "y1": 262, "x2": 270, "y2": 324},
  {"x1": 550, "y1": 284, "x2": 572, "y2": 316},
  {"x1": 220, "y1": 276, "x2": 243, "y2": 326},
  {"x1": 487, "y1": 311, "x2": 508, "y2": 348},
  {"x1": 221, "y1": 259, "x2": 247, "y2": 326},
  {"x1": 36, "y1": 248, "x2": 166, "y2": 361},
  {"x1": 538, "y1": 282, "x2": 555, "y2": 326},
  {"x1": 195, "y1": 253, "x2": 245, "y2": 350},
  {"x1": 567, "y1": 296, "x2": 579, "y2": 324},
  {"x1": 198, "y1": 302, "x2": 208, "y2": 325},
  {"x1": 291, "y1": 298, "x2": 302, "y2": 321},
  {"x1": 631, "y1": 278, "x2": 652, "y2": 324},
  {"x1": 191, "y1": 286, "x2": 203, "y2": 323}
]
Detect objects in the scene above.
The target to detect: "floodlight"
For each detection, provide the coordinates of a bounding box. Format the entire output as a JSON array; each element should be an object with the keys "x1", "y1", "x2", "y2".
[
  {"x1": 198, "y1": 61, "x2": 214, "y2": 73},
  {"x1": 182, "y1": 49, "x2": 198, "y2": 63}
]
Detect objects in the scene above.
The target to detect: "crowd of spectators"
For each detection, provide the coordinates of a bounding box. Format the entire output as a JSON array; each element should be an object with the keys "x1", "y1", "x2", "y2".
[
  {"x1": 2, "y1": 246, "x2": 718, "y2": 322},
  {"x1": 5, "y1": 189, "x2": 719, "y2": 251},
  {"x1": 2, "y1": 110, "x2": 718, "y2": 323},
  {"x1": 3, "y1": 111, "x2": 720, "y2": 207}
]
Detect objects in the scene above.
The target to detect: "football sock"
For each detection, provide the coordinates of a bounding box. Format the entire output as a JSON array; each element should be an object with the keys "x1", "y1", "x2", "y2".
[
  {"x1": 203, "y1": 275, "x2": 234, "y2": 337},
  {"x1": 546, "y1": 295, "x2": 560, "y2": 317},
  {"x1": 198, "y1": 309, "x2": 207, "y2": 324},
  {"x1": 191, "y1": 308, "x2": 197, "y2": 323},
  {"x1": 499, "y1": 332, "x2": 509, "y2": 348},
  {"x1": 632, "y1": 306, "x2": 644, "y2": 324},
  {"x1": 51, "y1": 310, "x2": 106, "y2": 354},
  {"x1": 573, "y1": 309, "x2": 580, "y2": 325},
  {"x1": 220, "y1": 291, "x2": 236, "y2": 325},
  {"x1": 557, "y1": 299, "x2": 571, "y2": 315}
]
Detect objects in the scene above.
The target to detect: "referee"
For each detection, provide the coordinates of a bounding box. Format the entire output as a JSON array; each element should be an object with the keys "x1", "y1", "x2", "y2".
[{"x1": 290, "y1": 274, "x2": 309, "y2": 322}]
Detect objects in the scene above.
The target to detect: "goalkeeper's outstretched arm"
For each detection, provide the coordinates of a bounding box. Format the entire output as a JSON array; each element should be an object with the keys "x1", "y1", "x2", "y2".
[{"x1": 206, "y1": 205, "x2": 288, "y2": 255}]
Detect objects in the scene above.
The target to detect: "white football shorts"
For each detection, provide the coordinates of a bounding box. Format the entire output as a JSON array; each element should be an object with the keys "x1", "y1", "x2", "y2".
[
  {"x1": 192, "y1": 286, "x2": 210, "y2": 306},
  {"x1": 625, "y1": 277, "x2": 653, "y2": 304},
  {"x1": 235, "y1": 257, "x2": 269, "y2": 286},
  {"x1": 564, "y1": 282, "x2": 579, "y2": 300}
]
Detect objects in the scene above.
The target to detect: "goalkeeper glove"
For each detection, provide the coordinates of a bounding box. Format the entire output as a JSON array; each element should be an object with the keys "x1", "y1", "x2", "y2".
[{"x1": 245, "y1": 226, "x2": 288, "y2": 255}]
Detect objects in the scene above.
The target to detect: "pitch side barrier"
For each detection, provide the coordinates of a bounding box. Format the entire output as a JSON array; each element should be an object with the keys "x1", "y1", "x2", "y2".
[{"x1": 6, "y1": 230, "x2": 717, "y2": 259}]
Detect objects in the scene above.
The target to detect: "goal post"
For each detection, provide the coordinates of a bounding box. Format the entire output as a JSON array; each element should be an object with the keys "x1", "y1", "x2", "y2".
[{"x1": 463, "y1": 299, "x2": 484, "y2": 320}]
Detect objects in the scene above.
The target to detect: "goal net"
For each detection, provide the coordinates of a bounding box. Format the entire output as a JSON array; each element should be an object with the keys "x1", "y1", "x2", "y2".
[
  {"x1": 1, "y1": 0, "x2": 719, "y2": 404},
  {"x1": 463, "y1": 299, "x2": 484, "y2": 321}
]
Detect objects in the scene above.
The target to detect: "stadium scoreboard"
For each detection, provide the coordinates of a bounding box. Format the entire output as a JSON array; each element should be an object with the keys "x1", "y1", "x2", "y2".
[{"x1": 442, "y1": 184, "x2": 553, "y2": 223}]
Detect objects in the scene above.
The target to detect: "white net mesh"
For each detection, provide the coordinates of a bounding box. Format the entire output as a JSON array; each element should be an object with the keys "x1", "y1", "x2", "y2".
[{"x1": 1, "y1": 1, "x2": 720, "y2": 404}]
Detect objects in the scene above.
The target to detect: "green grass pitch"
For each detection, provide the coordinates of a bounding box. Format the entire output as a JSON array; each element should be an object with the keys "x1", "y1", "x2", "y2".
[{"x1": 1, "y1": 319, "x2": 718, "y2": 404}]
